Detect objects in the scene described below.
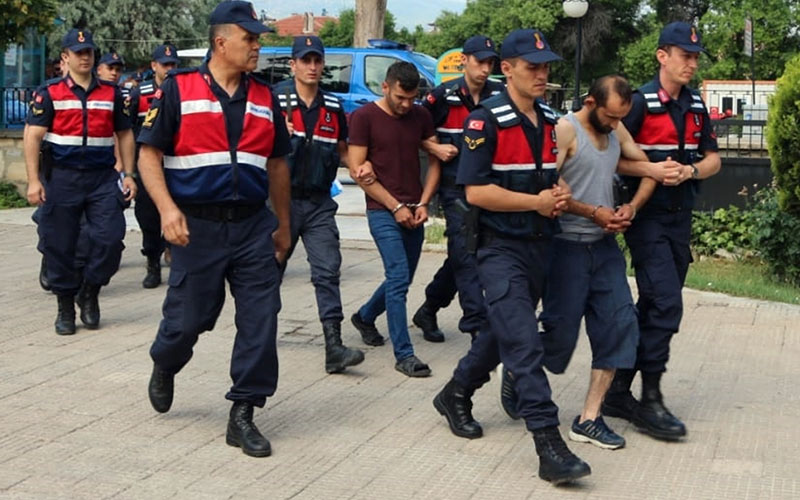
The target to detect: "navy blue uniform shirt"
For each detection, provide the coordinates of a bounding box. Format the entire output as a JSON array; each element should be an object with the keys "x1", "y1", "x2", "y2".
[
  {"x1": 27, "y1": 74, "x2": 131, "y2": 132},
  {"x1": 622, "y1": 75, "x2": 718, "y2": 156},
  {"x1": 272, "y1": 80, "x2": 348, "y2": 142},
  {"x1": 137, "y1": 63, "x2": 290, "y2": 159}
]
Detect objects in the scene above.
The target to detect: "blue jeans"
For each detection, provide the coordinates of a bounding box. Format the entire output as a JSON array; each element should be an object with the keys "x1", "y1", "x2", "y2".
[{"x1": 359, "y1": 209, "x2": 424, "y2": 361}]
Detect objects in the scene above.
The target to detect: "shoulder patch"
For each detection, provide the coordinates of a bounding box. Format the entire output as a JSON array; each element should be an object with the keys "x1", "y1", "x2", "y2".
[{"x1": 467, "y1": 119, "x2": 484, "y2": 131}]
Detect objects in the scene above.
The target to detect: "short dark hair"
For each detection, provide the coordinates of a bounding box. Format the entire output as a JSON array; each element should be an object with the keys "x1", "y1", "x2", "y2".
[
  {"x1": 385, "y1": 61, "x2": 419, "y2": 92},
  {"x1": 588, "y1": 75, "x2": 633, "y2": 107},
  {"x1": 208, "y1": 24, "x2": 229, "y2": 53}
]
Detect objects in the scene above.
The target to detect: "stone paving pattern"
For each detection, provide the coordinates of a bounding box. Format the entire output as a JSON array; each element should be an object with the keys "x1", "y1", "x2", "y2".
[{"x1": 1, "y1": 198, "x2": 799, "y2": 499}]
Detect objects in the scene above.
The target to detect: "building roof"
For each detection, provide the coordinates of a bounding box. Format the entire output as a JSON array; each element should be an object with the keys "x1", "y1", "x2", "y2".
[{"x1": 272, "y1": 13, "x2": 338, "y2": 37}]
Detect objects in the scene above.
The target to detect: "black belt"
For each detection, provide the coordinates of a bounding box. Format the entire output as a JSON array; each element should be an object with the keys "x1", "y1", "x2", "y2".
[
  {"x1": 478, "y1": 226, "x2": 550, "y2": 247},
  {"x1": 180, "y1": 203, "x2": 264, "y2": 222}
]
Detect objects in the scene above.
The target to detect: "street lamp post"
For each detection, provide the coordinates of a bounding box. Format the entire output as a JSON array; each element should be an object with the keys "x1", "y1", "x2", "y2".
[{"x1": 563, "y1": 0, "x2": 589, "y2": 111}]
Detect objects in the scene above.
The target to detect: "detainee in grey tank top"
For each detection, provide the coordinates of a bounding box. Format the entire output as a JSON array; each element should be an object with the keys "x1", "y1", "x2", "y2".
[{"x1": 557, "y1": 112, "x2": 621, "y2": 241}]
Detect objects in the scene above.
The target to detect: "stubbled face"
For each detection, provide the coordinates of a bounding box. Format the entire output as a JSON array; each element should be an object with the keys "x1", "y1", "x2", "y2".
[
  {"x1": 216, "y1": 24, "x2": 261, "y2": 72},
  {"x1": 658, "y1": 46, "x2": 700, "y2": 87},
  {"x1": 502, "y1": 58, "x2": 549, "y2": 100},
  {"x1": 382, "y1": 81, "x2": 418, "y2": 116},
  {"x1": 462, "y1": 54, "x2": 494, "y2": 87},
  {"x1": 290, "y1": 53, "x2": 323, "y2": 85},
  {"x1": 587, "y1": 93, "x2": 631, "y2": 135}
]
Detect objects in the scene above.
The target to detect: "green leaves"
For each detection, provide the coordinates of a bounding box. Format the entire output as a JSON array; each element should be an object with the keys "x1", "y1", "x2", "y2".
[
  {"x1": 767, "y1": 54, "x2": 800, "y2": 216},
  {"x1": 0, "y1": 0, "x2": 57, "y2": 52}
]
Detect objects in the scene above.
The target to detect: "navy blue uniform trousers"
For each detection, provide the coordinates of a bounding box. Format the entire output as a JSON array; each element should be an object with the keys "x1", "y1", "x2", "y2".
[
  {"x1": 39, "y1": 167, "x2": 126, "y2": 295},
  {"x1": 134, "y1": 176, "x2": 164, "y2": 259},
  {"x1": 422, "y1": 186, "x2": 486, "y2": 333},
  {"x1": 624, "y1": 212, "x2": 692, "y2": 373},
  {"x1": 453, "y1": 236, "x2": 559, "y2": 431},
  {"x1": 280, "y1": 195, "x2": 343, "y2": 323},
  {"x1": 149, "y1": 209, "x2": 281, "y2": 407}
]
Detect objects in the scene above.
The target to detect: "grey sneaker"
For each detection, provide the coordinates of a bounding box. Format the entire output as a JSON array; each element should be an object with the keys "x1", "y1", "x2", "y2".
[
  {"x1": 395, "y1": 355, "x2": 431, "y2": 377},
  {"x1": 568, "y1": 416, "x2": 626, "y2": 450}
]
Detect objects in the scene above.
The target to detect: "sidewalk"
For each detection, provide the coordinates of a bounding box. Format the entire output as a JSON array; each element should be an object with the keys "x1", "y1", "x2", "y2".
[{"x1": 0, "y1": 195, "x2": 799, "y2": 499}]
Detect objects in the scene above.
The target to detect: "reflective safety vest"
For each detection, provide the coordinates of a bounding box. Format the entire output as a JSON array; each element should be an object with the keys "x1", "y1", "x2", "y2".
[
  {"x1": 133, "y1": 79, "x2": 158, "y2": 137},
  {"x1": 44, "y1": 77, "x2": 116, "y2": 169},
  {"x1": 630, "y1": 79, "x2": 706, "y2": 213},
  {"x1": 277, "y1": 88, "x2": 341, "y2": 194},
  {"x1": 164, "y1": 69, "x2": 276, "y2": 204},
  {"x1": 479, "y1": 92, "x2": 560, "y2": 239},
  {"x1": 433, "y1": 78, "x2": 503, "y2": 178}
]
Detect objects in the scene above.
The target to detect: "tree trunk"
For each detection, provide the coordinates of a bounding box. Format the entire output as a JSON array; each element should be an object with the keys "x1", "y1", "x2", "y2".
[{"x1": 354, "y1": 0, "x2": 387, "y2": 47}]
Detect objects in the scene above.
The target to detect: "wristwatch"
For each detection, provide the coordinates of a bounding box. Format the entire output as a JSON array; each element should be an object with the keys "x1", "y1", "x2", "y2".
[{"x1": 690, "y1": 163, "x2": 700, "y2": 179}]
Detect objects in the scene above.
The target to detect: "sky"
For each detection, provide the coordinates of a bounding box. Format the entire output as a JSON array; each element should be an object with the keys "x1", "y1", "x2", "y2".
[{"x1": 252, "y1": 0, "x2": 468, "y2": 31}]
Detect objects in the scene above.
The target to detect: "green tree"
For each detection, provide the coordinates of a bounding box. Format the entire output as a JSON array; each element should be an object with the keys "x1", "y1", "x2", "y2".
[
  {"x1": 699, "y1": 1, "x2": 800, "y2": 81},
  {"x1": 619, "y1": 14, "x2": 661, "y2": 86},
  {"x1": 766, "y1": 53, "x2": 800, "y2": 215},
  {"x1": 0, "y1": 0, "x2": 57, "y2": 52},
  {"x1": 47, "y1": 0, "x2": 217, "y2": 67}
]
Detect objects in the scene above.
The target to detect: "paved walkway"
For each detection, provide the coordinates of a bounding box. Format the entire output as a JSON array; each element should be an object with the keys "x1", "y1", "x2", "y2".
[{"x1": 1, "y1": 191, "x2": 799, "y2": 499}]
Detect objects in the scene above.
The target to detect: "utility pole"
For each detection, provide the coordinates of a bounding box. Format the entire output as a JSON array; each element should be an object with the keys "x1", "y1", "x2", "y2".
[{"x1": 354, "y1": 0, "x2": 387, "y2": 47}]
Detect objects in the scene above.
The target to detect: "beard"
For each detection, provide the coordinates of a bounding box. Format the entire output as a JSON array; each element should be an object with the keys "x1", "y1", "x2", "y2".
[{"x1": 588, "y1": 108, "x2": 613, "y2": 135}]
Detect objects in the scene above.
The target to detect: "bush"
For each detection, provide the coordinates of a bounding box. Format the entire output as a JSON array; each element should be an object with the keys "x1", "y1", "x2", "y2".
[
  {"x1": 0, "y1": 182, "x2": 27, "y2": 209},
  {"x1": 691, "y1": 205, "x2": 752, "y2": 256},
  {"x1": 766, "y1": 53, "x2": 800, "y2": 215},
  {"x1": 747, "y1": 184, "x2": 800, "y2": 286}
]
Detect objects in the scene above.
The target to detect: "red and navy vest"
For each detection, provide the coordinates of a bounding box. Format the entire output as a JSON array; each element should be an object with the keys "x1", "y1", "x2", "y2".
[
  {"x1": 132, "y1": 79, "x2": 158, "y2": 138},
  {"x1": 479, "y1": 92, "x2": 560, "y2": 239},
  {"x1": 631, "y1": 79, "x2": 706, "y2": 213},
  {"x1": 277, "y1": 87, "x2": 341, "y2": 194},
  {"x1": 432, "y1": 78, "x2": 504, "y2": 178},
  {"x1": 164, "y1": 69, "x2": 276, "y2": 204},
  {"x1": 44, "y1": 76, "x2": 116, "y2": 169}
]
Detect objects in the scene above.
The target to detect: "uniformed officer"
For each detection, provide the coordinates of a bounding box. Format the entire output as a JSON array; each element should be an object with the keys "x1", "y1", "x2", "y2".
[
  {"x1": 129, "y1": 43, "x2": 180, "y2": 288},
  {"x1": 432, "y1": 29, "x2": 590, "y2": 484},
  {"x1": 412, "y1": 35, "x2": 504, "y2": 343},
  {"x1": 138, "y1": 1, "x2": 291, "y2": 458},
  {"x1": 602, "y1": 22, "x2": 721, "y2": 440},
  {"x1": 96, "y1": 50, "x2": 125, "y2": 87},
  {"x1": 25, "y1": 28, "x2": 136, "y2": 335},
  {"x1": 273, "y1": 36, "x2": 365, "y2": 374}
]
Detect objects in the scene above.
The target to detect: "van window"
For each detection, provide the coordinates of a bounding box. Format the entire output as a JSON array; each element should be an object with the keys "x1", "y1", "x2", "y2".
[
  {"x1": 364, "y1": 56, "x2": 401, "y2": 95},
  {"x1": 256, "y1": 53, "x2": 292, "y2": 85},
  {"x1": 320, "y1": 54, "x2": 352, "y2": 94}
]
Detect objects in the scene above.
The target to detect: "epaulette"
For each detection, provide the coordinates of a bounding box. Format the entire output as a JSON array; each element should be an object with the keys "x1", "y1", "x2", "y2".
[
  {"x1": 688, "y1": 88, "x2": 706, "y2": 113},
  {"x1": 482, "y1": 93, "x2": 520, "y2": 128},
  {"x1": 138, "y1": 79, "x2": 156, "y2": 96},
  {"x1": 320, "y1": 90, "x2": 342, "y2": 110},
  {"x1": 44, "y1": 76, "x2": 63, "y2": 87},
  {"x1": 536, "y1": 99, "x2": 558, "y2": 124},
  {"x1": 249, "y1": 72, "x2": 270, "y2": 87}
]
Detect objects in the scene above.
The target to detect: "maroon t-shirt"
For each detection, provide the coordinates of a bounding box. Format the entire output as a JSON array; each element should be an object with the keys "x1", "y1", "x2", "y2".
[{"x1": 348, "y1": 102, "x2": 435, "y2": 210}]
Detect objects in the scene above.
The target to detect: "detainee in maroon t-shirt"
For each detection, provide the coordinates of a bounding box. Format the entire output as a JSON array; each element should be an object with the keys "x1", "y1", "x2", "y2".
[{"x1": 347, "y1": 61, "x2": 441, "y2": 378}]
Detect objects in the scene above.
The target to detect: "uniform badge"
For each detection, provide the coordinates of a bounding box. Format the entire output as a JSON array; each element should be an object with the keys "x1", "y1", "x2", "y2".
[
  {"x1": 467, "y1": 119, "x2": 484, "y2": 131},
  {"x1": 251, "y1": 6, "x2": 258, "y2": 19},
  {"x1": 306, "y1": 37, "x2": 312, "y2": 46},
  {"x1": 690, "y1": 27, "x2": 699, "y2": 43},
  {"x1": 551, "y1": 129, "x2": 556, "y2": 143},
  {"x1": 486, "y1": 39, "x2": 492, "y2": 48},
  {"x1": 534, "y1": 32, "x2": 545, "y2": 50},
  {"x1": 112, "y1": 53, "x2": 118, "y2": 60},
  {"x1": 325, "y1": 111, "x2": 331, "y2": 123},
  {"x1": 142, "y1": 107, "x2": 158, "y2": 128},
  {"x1": 657, "y1": 88, "x2": 670, "y2": 104},
  {"x1": 35, "y1": 94, "x2": 43, "y2": 104},
  {"x1": 426, "y1": 94, "x2": 436, "y2": 104},
  {"x1": 77, "y1": 31, "x2": 85, "y2": 43},
  {"x1": 694, "y1": 114, "x2": 700, "y2": 126},
  {"x1": 464, "y1": 136, "x2": 485, "y2": 150},
  {"x1": 164, "y1": 46, "x2": 172, "y2": 56},
  {"x1": 154, "y1": 88, "x2": 163, "y2": 99}
]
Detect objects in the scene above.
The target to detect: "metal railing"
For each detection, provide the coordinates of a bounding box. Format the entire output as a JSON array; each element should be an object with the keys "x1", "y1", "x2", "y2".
[{"x1": 1, "y1": 87, "x2": 36, "y2": 129}]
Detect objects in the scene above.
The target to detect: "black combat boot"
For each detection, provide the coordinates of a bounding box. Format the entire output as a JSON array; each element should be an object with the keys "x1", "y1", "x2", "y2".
[
  {"x1": 634, "y1": 371, "x2": 687, "y2": 440},
  {"x1": 39, "y1": 256, "x2": 51, "y2": 291},
  {"x1": 54, "y1": 294, "x2": 76, "y2": 335},
  {"x1": 500, "y1": 366, "x2": 520, "y2": 420},
  {"x1": 142, "y1": 254, "x2": 161, "y2": 289},
  {"x1": 433, "y1": 379, "x2": 483, "y2": 439},
  {"x1": 323, "y1": 321, "x2": 365, "y2": 374},
  {"x1": 226, "y1": 401, "x2": 272, "y2": 457},
  {"x1": 148, "y1": 364, "x2": 174, "y2": 413},
  {"x1": 533, "y1": 426, "x2": 592, "y2": 484},
  {"x1": 76, "y1": 283, "x2": 101, "y2": 329},
  {"x1": 412, "y1": 301, "x2": 445, "y2": 342},
  {"x1": 601, "y1": 368, "x2": 639, "y2": 422}
]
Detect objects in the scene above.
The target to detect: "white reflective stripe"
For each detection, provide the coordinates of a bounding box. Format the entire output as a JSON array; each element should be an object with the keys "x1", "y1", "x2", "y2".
[
  {"x1": 446, "y1": 96, "x2": 462, "y2": 102},
  {"x1": 138, "y1": 111, "x2": 147, "y2": 117},
  {"x1": 163, "y1": 151, "x2": 231, "y2": 169},
  {"x1": 180, "y1": 99, "x2": 223, "y2": 115},
  {"x1": 643, "y1": 93, "x2": 659, "y2": 99},
  {"x1": 87, "y1": 100, "x2": 113, "y2": 111},
  {"x1": 691, "y1": 94, "x2": 703, "y2": 101},
  {"x1": 44, "y1": 132, "x2": 114, "y2": 147},
  {"x1": 436, "y1": 127, "x2": 463, "y2": 134},
  {"x1": 491, "y1": 104, "x2": 512, "y2": 114},
  {"x1": 52, "y1": 100, "x2": 83, "y2": 110},
  {"x1": 491, "y1": 163, "x2": 536, "y2": 171},
  {"x1": 237, "y1": 151, "x2": 268, "y2": 169},
  {"x1": 490, "y1": 90, "x2": 501, "y2": 95},
  {"x1": 293, "y1": 131, "x2": 307, "y2": 137},
  {"x1": 245, "y1": 102, "x2": 273, "y2": 121},
  {"x1": 311, "y1": 134, "x2": 338, "y2": 144},
  {"x1": 496, "y1": 112, "x2": 517, "y2": 123},
  {"x1": 323, "y1": 99, "x2": 340, "y2": 108},
  {"x1": 542, "y1": 162, "x2": 557, "y2": 170},
  {"x1": 637, "y1": 143, "x2": 699, "y2": 151}
]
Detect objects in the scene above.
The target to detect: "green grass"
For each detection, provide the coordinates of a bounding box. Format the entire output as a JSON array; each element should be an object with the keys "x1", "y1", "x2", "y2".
[
  {"x1": 684, "y1": 257, "x2": 800, "y2": 305},
  {"x1": 0, "y1": 182, "x2": 27, "y2": 209},
  {"x1": 424, "y1": 219, "x2": 446, "y2": 245}
]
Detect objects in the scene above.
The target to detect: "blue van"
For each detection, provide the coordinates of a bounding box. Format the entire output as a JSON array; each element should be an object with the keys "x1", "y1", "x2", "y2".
[{"x1": 179, "y1": 40, "x2": 437, "y2": 114}]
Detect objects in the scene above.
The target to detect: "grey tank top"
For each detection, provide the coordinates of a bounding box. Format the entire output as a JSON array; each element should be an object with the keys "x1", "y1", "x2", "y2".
[{"x1": 558, "y1": 112, "x2": 621, "y2": 239}]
